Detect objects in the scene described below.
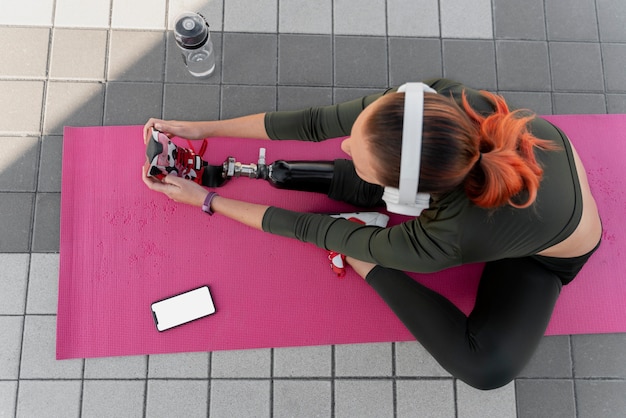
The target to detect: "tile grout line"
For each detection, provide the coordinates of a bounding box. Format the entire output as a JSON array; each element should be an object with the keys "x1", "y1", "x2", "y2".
[
  {"x1": 159, "y1": 0, "x2": 170, "y2": 120},
  {"x1": 6, "y1": 375, "x2": 622, "y2": 383},
  {"x1": 513, "y1": 380, "x2": 520, "y2": 417},
  {"x1": 541, "y1": 0, "x2": 556, "y2": 116},
  {"x1": 331, "y1": 345, "x2": 336, "y2": 418},
  {"x1": 207, "y1": 351, "x2": 212, "y2": 417},
  {"x1": 143, "y1": 355, "x2": 150, "y2": 418},
  {"x1": 14, "y1": 254, "x2": 30, "y2": 417},
  {"x1": 100, "y1": 27, "x2": 112, "y2": 127},
  {"x1": 36, "y1": 23, "x2": 55, "y2": 195},
  {"x1": 391, "y1": 342, "x2": 397, "y2": 418},
  {"x1": 270, "y1": 348, "x2": 275, "y2": 417},
  {"x1": 275, "y1": 0, "x2": 280, "y2": 110},
  {"x1": 384, "y1": 0, "x2": 390, "y2": 89},
  {"x1": 490, "y1": 0, "x2": 500, "y2": 93},
  {"x1": 78, "y1": 357, "x2": 85, "y2": 418},
  {"x1": 218, "y1": 0, "x2": 226, "y2": 121},
  {"x1": 28, "y1": 26, "x2": 54, "y2": 252},
  {"x1": 569, "y1": 335, "x2": 580, "y2": 418},
  {"x1": 7, "y1": 375, "x2": 479, "y2": 382},
  {"x1": 437, "y1": 0, "x2": 445, "y2": 79},
  {"x1": 592, "y1": 0, "x2": 610, "y2": 113},
  {"x1": 453, "y1": 378, "x2": 459, "y2": 418},
  {"x1": 331, "y1": 0, "x2": 336, "y2": 105}
]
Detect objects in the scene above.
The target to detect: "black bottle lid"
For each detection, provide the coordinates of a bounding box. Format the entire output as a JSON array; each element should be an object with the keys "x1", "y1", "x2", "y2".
[{"x1": 174, "y1": 12, "x2": 209, "y2": 49}]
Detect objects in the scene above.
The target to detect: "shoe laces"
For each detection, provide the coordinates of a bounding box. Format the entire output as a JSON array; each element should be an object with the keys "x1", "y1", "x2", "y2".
[
  {"x1": 177, "y1": 139, "x2": 208, "y2": 170},
  {"x1": 175, "y1": 147, "x2": 200, "y2": 170}
]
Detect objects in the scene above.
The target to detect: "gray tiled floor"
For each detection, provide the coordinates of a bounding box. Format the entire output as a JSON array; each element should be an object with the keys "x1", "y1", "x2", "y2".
[{"x1": 1, "y1": 0, "x2": 625, "y2": 417}]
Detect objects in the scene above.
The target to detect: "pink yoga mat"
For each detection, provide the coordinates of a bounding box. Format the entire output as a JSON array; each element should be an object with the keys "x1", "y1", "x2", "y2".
[{"x1": 58, "y1": 115, "x2": 626, "y2": 359}]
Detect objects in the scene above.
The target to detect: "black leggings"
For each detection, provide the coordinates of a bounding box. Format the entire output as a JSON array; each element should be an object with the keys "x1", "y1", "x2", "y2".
[
  {"x1": 281, "y1": 158, "x2": 595, "y2": 390},
  {"x1": 366, "y1": 258, "x2": 564, "y2": 390}
]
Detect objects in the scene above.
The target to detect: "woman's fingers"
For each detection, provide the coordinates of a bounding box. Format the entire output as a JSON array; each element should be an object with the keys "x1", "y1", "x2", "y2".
[
  {"x1": 143, "y1": 118, "x2": 161, "y2": 143},
  {"x1": 143, "y1": 119, "x2": 181, "y2": 143},
  {"x1": 141, "y1": 164, "x2": 161, "y2": 190}
]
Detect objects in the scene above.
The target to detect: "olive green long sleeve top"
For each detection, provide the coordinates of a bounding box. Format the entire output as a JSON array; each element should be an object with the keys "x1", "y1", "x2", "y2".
[{"x1": 261, "y1": 79, "x2": 582, "y2": 273}]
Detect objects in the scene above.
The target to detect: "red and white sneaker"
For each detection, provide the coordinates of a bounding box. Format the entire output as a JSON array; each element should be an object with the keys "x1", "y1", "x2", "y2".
[
  {"x1": 327, "y1": 212, "x2": 390, "y2": 278},
  {"x1": 328, "y1": 251, "x2": 348, "y2": 278},
  {"x1": 145, "y1": 129, "x2": 206, "y2": 184}
]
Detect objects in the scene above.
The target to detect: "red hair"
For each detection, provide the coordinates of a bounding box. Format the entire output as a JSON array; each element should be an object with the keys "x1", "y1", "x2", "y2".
[
  {"x1": 461, "y1": 91, "x2": 557, "y2": 208},
  {"x1": 366, "y1": 90, "x2": 558, "y2": 209}
]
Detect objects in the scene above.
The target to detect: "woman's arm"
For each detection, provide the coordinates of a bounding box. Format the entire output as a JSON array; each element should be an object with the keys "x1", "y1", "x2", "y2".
[
  {"x1": 262, "y1": 206, "x2": 461, "y2": 273},
  {"x1": 143, "y1": 83, "x2": 457, "y2": 143},
  {"x1": 145, "y1": 88, "x2": 399, "y2": 145},
  {"x1": 143, "y1": 113, "x2": 270, "y2": 142}
]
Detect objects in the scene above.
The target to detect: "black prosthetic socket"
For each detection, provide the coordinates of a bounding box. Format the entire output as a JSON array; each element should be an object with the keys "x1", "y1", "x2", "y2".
[
  {"x1": 201, "y1": 164, "x2": 228, "y2": 188},
  {"x1": 266, "y1": 160, "x2": 334, "y2": 193},
  {"x1": 265, "y1": 159, "x2": 384, "y2": 208}
]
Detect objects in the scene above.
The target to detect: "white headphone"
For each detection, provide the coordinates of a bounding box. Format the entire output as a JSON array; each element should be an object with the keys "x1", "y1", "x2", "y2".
[{"x1": 382, "y1": 82, "x2": 437, "y2": 216}]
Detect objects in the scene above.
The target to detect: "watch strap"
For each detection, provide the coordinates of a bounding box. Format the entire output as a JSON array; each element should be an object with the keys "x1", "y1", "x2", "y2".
[{"x1": 201, "y1": 191, "x2": 218, "y2": 215}]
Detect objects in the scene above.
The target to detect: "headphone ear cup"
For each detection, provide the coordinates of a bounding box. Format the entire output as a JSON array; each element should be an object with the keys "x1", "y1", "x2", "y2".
[{"x1": 382, "y1": 187, "x2": 430, "y2": 216}]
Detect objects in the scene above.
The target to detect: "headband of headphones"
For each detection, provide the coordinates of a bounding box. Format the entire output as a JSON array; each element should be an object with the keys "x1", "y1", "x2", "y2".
[{"x1": 382, "y1": 82, "x2": 437, "y2": 216}]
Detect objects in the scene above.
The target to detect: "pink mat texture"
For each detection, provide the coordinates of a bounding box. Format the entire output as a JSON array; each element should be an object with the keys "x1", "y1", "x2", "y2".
[{"x1": 58, "y1": 114, "x2": 626, "y2": 359}]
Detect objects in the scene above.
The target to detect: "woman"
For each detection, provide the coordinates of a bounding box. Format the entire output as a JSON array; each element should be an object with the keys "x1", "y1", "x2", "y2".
[{"x1": 142, "y1": 78, "x2": 602, "y2": 390}]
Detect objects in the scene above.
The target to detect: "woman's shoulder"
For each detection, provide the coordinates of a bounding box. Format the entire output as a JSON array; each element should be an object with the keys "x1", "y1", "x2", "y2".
[{"x1": 421, "y1": 79, "x2": 496, "y2": 115}]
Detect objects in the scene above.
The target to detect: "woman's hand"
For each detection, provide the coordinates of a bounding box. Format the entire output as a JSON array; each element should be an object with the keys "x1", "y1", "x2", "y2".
[
  {"x1": 143, "y1": 119, "x2": 208, "y2": 143},
  {"x1": 345, "y1": 256, "x2": 377, "y2": 279},
  {"x1": 142, "y1": 164, "x2": 208, "y2": 207}
]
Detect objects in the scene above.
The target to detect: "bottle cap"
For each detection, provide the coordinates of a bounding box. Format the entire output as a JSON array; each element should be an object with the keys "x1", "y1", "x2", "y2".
[{"x1": 174, "y1": 12, "x2": 209, "y2": 49}]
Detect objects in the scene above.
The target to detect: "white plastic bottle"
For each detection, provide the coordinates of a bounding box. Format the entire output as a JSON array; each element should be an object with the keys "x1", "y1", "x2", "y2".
[{"x1": 173, "y1": 12, "x2": 215, "y2": 78}]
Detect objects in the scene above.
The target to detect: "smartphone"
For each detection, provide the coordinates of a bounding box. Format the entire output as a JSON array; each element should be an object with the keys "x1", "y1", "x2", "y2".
[{"x1": 151, "y1": 286, "x2": 216, "y2": 332}]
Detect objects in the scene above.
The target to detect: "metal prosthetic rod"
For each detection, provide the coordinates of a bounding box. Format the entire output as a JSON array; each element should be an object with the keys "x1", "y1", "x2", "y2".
[
  {"x1": 220, "y1": 148, "x2": 335, "y2": 194},
  {"x1": 222, "y1": 148, "x2": 268, "y2": 180}
]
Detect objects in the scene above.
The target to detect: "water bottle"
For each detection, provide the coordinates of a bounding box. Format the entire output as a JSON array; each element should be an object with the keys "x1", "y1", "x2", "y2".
[{"x1": 174, "y1": 12, "x2": 215, "y2": 78}]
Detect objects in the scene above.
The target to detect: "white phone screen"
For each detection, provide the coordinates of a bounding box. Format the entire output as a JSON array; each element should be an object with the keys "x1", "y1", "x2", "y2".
[{"x1": 151, "y1": 286, "x2": 216, "y2": 331}]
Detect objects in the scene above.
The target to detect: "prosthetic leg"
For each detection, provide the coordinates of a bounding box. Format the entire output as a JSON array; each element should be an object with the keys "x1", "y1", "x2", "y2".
[
  {"x1": 147, "y1": 133, "x2": 387, "y2": 277},
  {"x1": 147, "y1": 130, "x2": 383, "y2": 206},
  {"x1": 146, "y1": 130, "x2": 334, "y2": 191},
  {"x1": 212, "y1": 147, "x2": 334, "y2": 192}
]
